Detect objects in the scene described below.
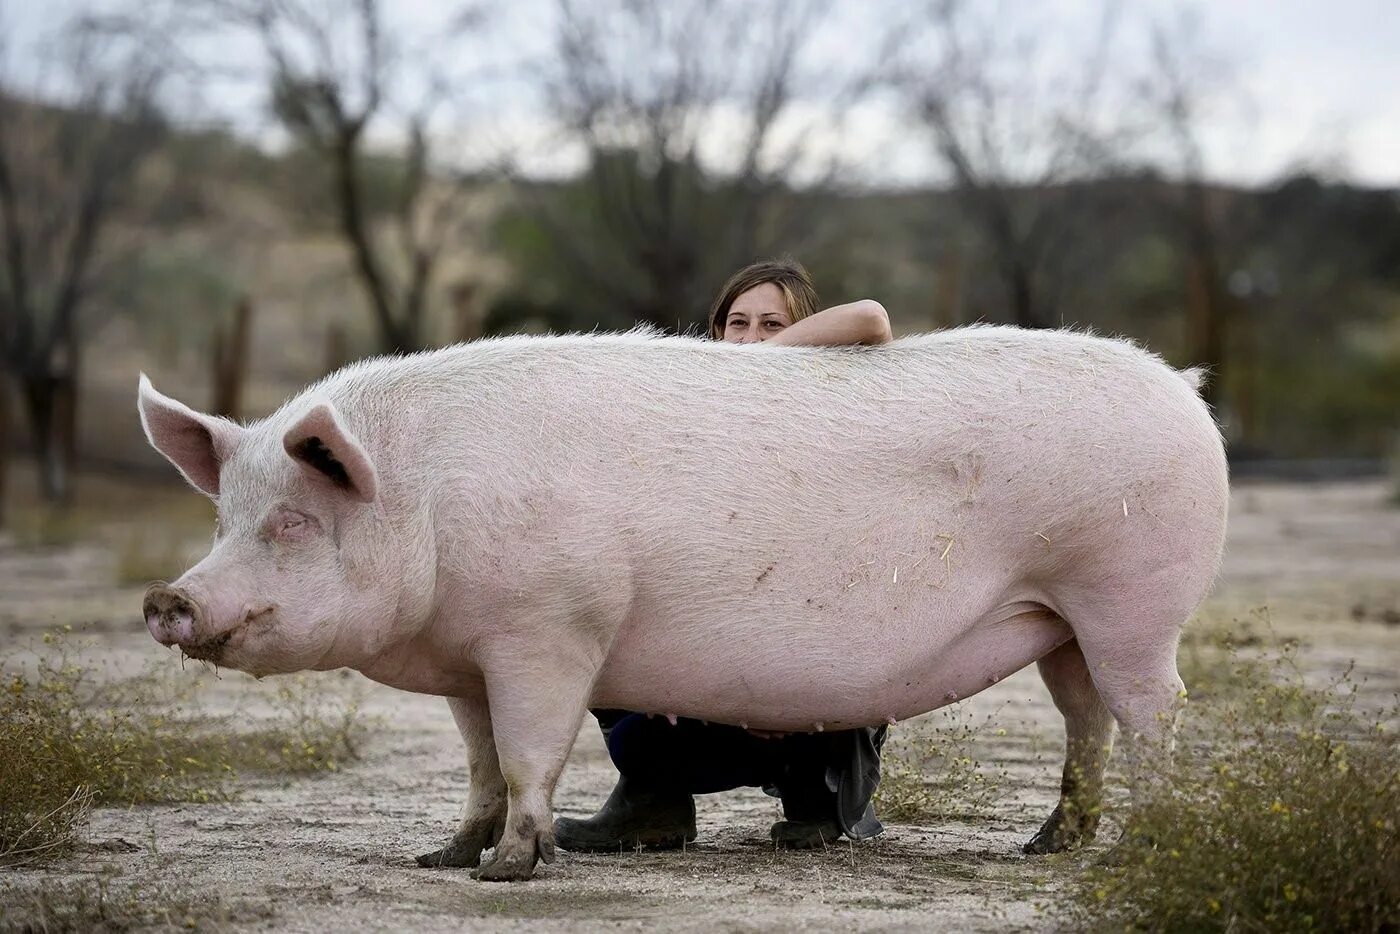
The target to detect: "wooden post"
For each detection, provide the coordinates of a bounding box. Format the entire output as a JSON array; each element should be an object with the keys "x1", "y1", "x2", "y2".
[
  {"x1": 324, "y1": 323, "x2": 349, "y2": 376},
  {"x1": 932, "y1": 245, "x2": 963, "y2": 330},
  {"x1": 452, "y1": 281, "x2": 481, "y2": 344},
  {"x1": 212, "y1": 297, "x2": 254, "y2": 420},
  {"x1": 0, "y1": 373, "x2": 9, "y2": 530}
]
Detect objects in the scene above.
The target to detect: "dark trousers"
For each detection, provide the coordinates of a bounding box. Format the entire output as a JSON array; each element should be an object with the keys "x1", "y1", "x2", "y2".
[{"x1": 595, "y1": 710, "x2": 841, "y2": 822}]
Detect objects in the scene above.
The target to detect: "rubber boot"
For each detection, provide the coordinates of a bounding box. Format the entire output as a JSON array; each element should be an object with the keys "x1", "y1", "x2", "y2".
[
  {"x1": 553, "y1": 775, "x2": 697, "y2": 852},
  {"x1": 770, "y1": 817, "x2": 842, "y2": 848},
  {"x1": 770, "y1": 780, "x2": 843, "y2": 849}
]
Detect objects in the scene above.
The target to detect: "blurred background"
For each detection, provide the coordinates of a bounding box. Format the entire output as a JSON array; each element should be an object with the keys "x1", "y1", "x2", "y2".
[
  {"x1": 1, "y1": 0, "x2": 1398, "y2": 519},
  {"x1": 2, "y1": 5, "x2": 1398, "y2": 927}
]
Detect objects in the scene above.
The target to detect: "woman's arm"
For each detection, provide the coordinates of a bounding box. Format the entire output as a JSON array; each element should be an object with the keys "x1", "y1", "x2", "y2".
[{"x1": 766, "y1": 299, "x2": 892, "y2": 347}]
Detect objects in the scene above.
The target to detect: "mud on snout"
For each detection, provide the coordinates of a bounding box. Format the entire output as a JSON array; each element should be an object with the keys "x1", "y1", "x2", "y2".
[{"x1": 143, "y1": 582, "x2": 233, "y2": 662}]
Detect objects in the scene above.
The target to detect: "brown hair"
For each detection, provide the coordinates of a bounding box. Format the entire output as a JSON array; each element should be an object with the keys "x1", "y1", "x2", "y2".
[{"x1": 707, "y1": 256, "x2": 820, "y2": 339}]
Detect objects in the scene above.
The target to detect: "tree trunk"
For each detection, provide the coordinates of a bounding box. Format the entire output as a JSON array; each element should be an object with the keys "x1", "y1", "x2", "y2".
[
  {"x1": 53, "y1": 370, "x2": 76, "y2": 505},
  {"x1": 0, "y1": 374, "x2": 10, "y2": 530},
  {"x1": 212, "y1": 296, "x2": 254, "y2": 420},
  {"x1": 1234, "y1": 295, "x2": 1256, "y2": 446},
  {"x1": 1009, "y1": 262, "x2": 1047, "y2": 329},
  {"x1": 324, "y1": 323, "x2": 350, "y2": 376},
  {"x1": 933, "y1": 246, "x2": 963, "y2": 329},
  {"x1": 1186, "y1": 250, "x2": 1227, "y2": 414},
  {"x1": 451, "y1": 281, "x2": 481, "y2": 344},
  {"x1": 21, "y1": 375, "x2": 68, "y2": 504},
  {"x1": 332, "y1": 136, "x2": 413, "y2": 354}
]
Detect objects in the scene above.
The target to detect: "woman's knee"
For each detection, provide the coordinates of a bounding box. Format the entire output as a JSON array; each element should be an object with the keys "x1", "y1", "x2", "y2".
[{"x1": 605, "y1": 713, "x2": 676, "y2": 780}]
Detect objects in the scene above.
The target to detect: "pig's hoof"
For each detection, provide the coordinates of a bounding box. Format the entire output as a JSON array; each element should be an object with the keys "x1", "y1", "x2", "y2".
[
  {"x1": 416, "y1": 840, "x2": 482, "y2": 869},
  {"x1": 1022, "y1": 804, "x2": 1098, "y2": 855},
  {"x1": 1096, "y1": 828, "x2": 1150, "y2": 866},
  {"x1": 770, "y1": 819, "x2": 842, "y2": 850},
  {"x1": 471, "y1": 849, "x2": 539, "y2": 882},
  {"x1": 417, "y1": 818, "x2": 505, "y2": 869}
]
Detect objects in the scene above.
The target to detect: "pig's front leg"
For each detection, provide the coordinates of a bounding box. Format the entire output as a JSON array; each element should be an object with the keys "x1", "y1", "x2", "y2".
[
  {"x1": 417, "y1": 690, "x2": 507, "y2": 869},
  {"x1": 470, "y1": 639, "x2": 597, "y2": 882}
]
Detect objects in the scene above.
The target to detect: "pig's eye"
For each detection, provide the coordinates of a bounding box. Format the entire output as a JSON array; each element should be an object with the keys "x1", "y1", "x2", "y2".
[{"x1": 265, "y1": 510, "x2": 317, "y2": 542}]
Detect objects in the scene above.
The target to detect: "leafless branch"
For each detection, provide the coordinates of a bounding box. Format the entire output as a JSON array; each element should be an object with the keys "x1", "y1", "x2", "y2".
[
  {"x1": 0, "y1": 18, "x2": 168, "y2": 500},
  {"x1": 515, "y1": 0, "x2": 855, "y2": 330},
  {"x1": 887, "y1": 0, "x2": 1129, "y2": 328},
  {"x1": 174, "y1": 0, "x2": 479, "y2": 352}
]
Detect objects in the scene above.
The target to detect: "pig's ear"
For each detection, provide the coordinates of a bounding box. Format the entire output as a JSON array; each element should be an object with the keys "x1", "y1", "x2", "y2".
[
  {"x1": 282, "y1": 402, "x2": 378, "y2": 504},
  {"x1": 138, "y1": 374, "x2": 243, "y2": 497}
]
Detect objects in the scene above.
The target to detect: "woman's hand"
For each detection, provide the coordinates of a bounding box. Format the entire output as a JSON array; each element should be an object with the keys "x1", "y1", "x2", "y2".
[{"x1": 765, "y1": 299, "x2": 892, "y2": 347}]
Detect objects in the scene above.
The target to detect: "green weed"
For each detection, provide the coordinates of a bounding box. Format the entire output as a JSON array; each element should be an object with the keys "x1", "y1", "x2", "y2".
[{"x1": 1067, "y1": 640, "x2": 1400, "y2": 932}]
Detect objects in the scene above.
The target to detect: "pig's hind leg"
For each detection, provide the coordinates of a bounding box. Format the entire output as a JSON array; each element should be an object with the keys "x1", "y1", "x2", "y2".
[
  {"x1": 1023, "y1": 638, "x2": 1116, "y2": 854},
  {"x1": 417, "y1": 691, "x2": 508, "y2": 869},
  {"x1": 1057, "y1": 588, "x2": 1189, "y2": 801}
]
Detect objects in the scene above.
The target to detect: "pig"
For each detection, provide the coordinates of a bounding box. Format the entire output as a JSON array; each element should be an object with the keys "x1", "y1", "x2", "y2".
[{"x1": 138, "y1": 325, "x2": 1228, "y2": 882}]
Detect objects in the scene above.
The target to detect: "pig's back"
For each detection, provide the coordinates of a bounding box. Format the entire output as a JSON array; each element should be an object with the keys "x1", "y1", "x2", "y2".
[{"x1": 546, "y1": 325, "x2": 1224, "y2": 576}]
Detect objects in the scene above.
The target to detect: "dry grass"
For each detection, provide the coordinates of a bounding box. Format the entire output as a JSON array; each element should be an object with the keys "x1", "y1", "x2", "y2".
[
  {"x1": 1066, "y1": 638, "x2": 1400, "y2": 933},
  {"x1": 0, "y1": 633, "x2": 368, "y2": 865},
  {"x1": 873, "y1": 707, "x2": 1007, "y2": 823},
  {"x1": 0, "y1": 877, "x2": 271, "y2": 932},
  {"x1": 1177, "y1": 607, "x2": 1281, "y2": 703}
]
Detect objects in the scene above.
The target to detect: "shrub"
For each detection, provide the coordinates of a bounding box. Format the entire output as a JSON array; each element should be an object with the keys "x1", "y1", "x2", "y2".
[
  {"x1": 0, "y1": 634, "x2": 367, "y2": 864},
  {"x1": 1067, "y1": 640, "x2": 1400, "y2": 933}
]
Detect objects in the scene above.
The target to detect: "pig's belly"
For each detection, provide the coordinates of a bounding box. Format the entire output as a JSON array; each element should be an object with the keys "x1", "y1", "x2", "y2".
[{"x1": 590, "y1": 603, "x2": 1072, "y2": 731}]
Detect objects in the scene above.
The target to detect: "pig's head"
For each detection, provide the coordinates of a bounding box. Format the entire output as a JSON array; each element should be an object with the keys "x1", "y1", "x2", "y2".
[{"x1": 137, "y1": 375, "x2": 423, "y2": 677}]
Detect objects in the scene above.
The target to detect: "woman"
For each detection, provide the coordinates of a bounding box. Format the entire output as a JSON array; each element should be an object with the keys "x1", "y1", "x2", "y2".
[{"x1": 553, "y1": 257, "x2": 893, "y2": 853}]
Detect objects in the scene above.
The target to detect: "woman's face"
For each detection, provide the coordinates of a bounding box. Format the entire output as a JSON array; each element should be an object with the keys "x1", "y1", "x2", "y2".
[{"x1": 720, "y1": 283, "x2": 794, "y2": 343}]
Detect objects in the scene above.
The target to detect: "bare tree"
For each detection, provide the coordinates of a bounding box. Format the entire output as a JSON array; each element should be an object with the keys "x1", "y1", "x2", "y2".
[
  {"x1": 1137, "y1": 10, "x2": 1236, "y2": 413},
  {"x1": 0, "y1": 23, "x2": 166, "y2": 507},
  {"x1": 888, "y1": 0, "x2": 1127, "y2": 329},
  {"x1": 184, "y1": 0, "x2": 476, "y2": 354},
  {"x1": 512, "y1": 0, "x2": 852, "y2": 331}
]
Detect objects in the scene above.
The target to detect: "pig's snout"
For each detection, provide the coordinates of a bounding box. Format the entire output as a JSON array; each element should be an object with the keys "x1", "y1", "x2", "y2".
[{"x1": 143, "y1": 584, "x2": 200, "y2": 647}]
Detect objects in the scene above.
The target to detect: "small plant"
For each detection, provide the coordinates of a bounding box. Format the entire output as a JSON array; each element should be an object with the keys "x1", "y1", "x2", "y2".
[
  {"x1": 1177, "y1": 609, "x2": 1277, "y2": 703},
  {"x1": 1067, "y1": 637, "x2": 1400, "y2": 933},
  {"x1": 0, "y1": 633, "x2": 367, "y2": 864},
  {"x1": 874, "y1": 707, "x2": 1007, "y2": 822},
  {"x1": 219, "y1": 676, "x2": 367, "y2": 775}
]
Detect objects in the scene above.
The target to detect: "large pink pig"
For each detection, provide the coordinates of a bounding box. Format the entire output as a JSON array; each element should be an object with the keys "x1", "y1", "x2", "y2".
[{"x1": 139, "y1": 325, "x2": 1227, "y2": 881}]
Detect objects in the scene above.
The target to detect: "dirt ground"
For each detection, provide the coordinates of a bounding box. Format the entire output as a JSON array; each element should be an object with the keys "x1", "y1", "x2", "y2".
[{"x1": 2, "y1": 476, "x2": 1398, "y2": 932}]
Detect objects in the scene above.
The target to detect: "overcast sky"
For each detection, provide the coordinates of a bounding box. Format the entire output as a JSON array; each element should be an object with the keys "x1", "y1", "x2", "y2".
[{"x1": 4, "y1": 0, "x2": 1398, "y2": 187}]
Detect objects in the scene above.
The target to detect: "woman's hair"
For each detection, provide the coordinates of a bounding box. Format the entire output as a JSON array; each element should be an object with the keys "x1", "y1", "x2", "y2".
[{"x1": 707, "y1": 256, "x2": 820, "y2": 339}]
